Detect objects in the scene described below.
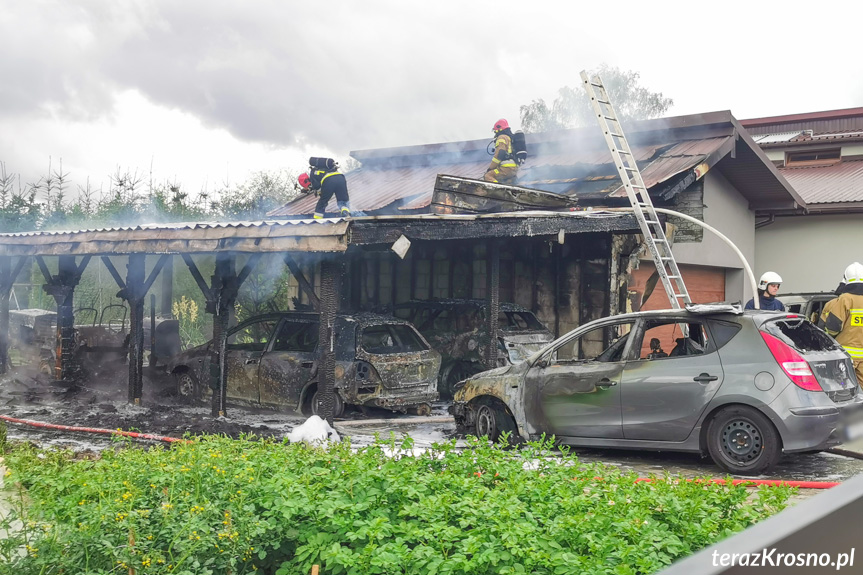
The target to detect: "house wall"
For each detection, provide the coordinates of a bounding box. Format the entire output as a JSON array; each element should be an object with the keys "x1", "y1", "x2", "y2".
[
  {"x1": 672, "y1": 168, "x2": 756, "y2": 303},
  {"x1": 755, "y1": 214, "x2": 860, "y2": 293}
]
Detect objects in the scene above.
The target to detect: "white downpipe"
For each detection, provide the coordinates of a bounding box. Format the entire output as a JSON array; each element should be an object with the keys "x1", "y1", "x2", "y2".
[{"x1": 604, "y1": 207, "x2": 760, "y2": 310}]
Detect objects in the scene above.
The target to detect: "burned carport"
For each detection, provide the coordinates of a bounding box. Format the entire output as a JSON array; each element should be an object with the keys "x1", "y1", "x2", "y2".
[
  {"x1": 0, "y1": 220, "x2": 349, "y2": 421},
  {"x1": 0, "y1": 210, "x2": 640, "y2": 422}
]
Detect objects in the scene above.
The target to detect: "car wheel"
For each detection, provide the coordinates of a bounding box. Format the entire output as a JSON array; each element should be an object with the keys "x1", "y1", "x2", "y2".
[
  {"x1": 474, "y1": 399, "x2": 518, "y2": 444},
  {"x1": 311, "y1": 388, "x2": 345, "y2": 419},
  {"x1": 175, "y1": 371, "x2": 201, "y2": 403},
  {"x1": 707, "y1": 406, "x2": 782, "y2": 475},
  {"x1": 441, "y1": 361, "x2": 480, "y2": 399}
]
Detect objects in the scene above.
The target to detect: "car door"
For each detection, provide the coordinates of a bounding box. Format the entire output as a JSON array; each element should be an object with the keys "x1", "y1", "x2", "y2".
[
  {"x1": 522, "y1": 319, "x2": 635, "y2": 439},
  {"x1": 620, "y1": 318, "x2": 724, "y2": 441},
  {"x1": 224, "y1": 317, "x2": 279, "y2": 404},
  {"x1": 258, "y1": 319, "x2": 319, "y2": 407}
]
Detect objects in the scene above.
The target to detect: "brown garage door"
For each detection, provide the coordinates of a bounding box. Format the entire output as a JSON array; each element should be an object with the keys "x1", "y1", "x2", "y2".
[{"x1": 629, "y1": 264, "x2": 726, "y2": 312}]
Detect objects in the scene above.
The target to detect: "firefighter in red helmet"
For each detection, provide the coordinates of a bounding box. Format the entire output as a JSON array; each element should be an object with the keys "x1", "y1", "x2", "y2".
[
  {"x1": 297, "y1": 157, "x2": 351, "y2": 219},
  {"x1": 483, "y1": 118, "x2": 519, "y2": 185}
]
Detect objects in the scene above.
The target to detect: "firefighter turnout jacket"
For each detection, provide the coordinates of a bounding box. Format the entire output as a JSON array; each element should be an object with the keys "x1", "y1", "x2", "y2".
[
  {"x1": 483, "y1": 131, "x2": 519, "y2": 185},
  {"x1": 821, "y1": 291, "x2": 863, "y2": 387}
]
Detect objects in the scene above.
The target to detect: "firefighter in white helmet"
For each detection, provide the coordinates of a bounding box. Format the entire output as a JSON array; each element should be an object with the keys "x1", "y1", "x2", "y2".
[
  {"x1": 744, "y1": 271, "x2": 786, "y2": 311},
  {"x1": 820, "y1": 262, "x2": 863, "y2": 387}
]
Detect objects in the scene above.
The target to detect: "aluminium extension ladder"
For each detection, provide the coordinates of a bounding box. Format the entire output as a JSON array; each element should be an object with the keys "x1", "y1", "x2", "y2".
[{"x1": 580, "y1": 70, "x2": 692, "y2": 310}]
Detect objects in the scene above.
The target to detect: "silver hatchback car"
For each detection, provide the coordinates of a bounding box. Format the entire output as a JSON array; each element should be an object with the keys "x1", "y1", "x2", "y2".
[{"x1": 451, "y1": 304, "x2": 863, "y2": 475}]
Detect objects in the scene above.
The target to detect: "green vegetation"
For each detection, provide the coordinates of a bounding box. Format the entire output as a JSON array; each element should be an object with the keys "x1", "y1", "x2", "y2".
[
  {"x1": 0, "y1": 435, "x2": 793, "y2": 575},
  {"x1": 520, "y1": 64, "x2": 674, "y2": 133}
]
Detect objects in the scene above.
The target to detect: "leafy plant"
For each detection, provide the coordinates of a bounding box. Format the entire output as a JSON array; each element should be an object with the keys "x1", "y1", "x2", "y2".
[{"x1": 0, "y1": 434, "x2": 792, "y2": 575}]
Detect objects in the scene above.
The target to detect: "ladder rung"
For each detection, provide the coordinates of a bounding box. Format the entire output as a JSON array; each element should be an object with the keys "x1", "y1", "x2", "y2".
[
  {"x1": 644, "y1": 220, "x2": 660, "y2": 225},
  {"x1": 674, "y1": 294, "x2": 689, "y2": 299}
]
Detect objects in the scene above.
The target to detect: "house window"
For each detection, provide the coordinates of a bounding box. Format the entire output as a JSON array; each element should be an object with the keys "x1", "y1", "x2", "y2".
[{"x1": 785, "y1": 149, "x2": 840, "y2": 166}]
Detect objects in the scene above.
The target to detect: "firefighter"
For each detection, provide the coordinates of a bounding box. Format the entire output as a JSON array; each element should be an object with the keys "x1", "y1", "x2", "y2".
[
  {"x1": 483, "y1": 118, "x2": 519, "y2": 185},
  {"x1": 744, "y1": 271, "x2": 785, "y2": 311},
  {"x1": 820, "y1": 262, "x2": 863, "y2": 387},
  {"x1": 298, "y1": 158, "x2": 351, "y2": 219}
]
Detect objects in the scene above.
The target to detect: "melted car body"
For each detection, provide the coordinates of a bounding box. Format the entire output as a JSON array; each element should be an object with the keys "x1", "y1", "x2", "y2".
[
  {"x1": 393, "y1": 299, "x2": 554, "y2": 397},
  {"x1": 168, "y1": 312, "x2": 440, "y2": 415}
]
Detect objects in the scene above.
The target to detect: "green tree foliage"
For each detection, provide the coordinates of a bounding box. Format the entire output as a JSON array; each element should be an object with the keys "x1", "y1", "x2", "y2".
[{"x1": 520, "y1": 64, "x2": 674, "y2": 133}]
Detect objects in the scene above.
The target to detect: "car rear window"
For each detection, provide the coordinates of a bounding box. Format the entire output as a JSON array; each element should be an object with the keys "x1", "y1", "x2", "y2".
[
  {"x1": 361, "y1": 324, "x2": 429, "y2": 354},
  {"x1": 760, "y1": 317, "x2": 841, "y2": 352}
]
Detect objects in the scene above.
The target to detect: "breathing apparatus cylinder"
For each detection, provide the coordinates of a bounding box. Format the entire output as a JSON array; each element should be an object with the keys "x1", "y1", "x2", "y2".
[{"x1": 309, "y1": 157, "x2": 337, "y2": 171}]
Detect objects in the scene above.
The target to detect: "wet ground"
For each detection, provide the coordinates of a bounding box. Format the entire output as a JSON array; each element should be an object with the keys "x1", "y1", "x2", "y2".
[{"x1": 2, "y1": 364, "x2": 863, "y2": 494}]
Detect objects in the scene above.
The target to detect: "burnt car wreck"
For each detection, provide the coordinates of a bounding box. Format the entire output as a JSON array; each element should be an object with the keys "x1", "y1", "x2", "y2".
[
  {"x1": 169, "y1": 311, "x2": 440, "y2": 416},
  {"x1": 393, "y1": 299, "x2": 554, "y2": 397},
  {"x1": 8, "y1": 305, "x2": 180, "y2": 379}
]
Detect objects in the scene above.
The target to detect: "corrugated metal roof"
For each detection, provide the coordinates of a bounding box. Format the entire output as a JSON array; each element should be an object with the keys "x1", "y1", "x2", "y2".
[
  {"x1": 0, "y1": 218, "x2": 344, "y2": 238},
  {"x1": 0, "y1": 218, "x2": 351, "y2": 256},
  {"x1": 779, "y1": 159, "x2": 863, "y2": 205}
]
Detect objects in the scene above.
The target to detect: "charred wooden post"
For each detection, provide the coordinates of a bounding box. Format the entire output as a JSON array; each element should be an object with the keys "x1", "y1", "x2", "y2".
[
  {"x1": 160, "y1": 256, "x2": 173, "y2": 317},
  {"x1": 182, "y1": 252, "x2": 261, "y2": 417},
  {"x1": 484, "y1": 241, "x2": 500, "y2": 369},
  {"x1": 103, "y1": 254, "x2": 170, "y2": 403},
  {"x1": 317, "y1": 258, "x2": 339, "y2": 425},
  {"x1": 38, "y1": 255, "x2": 90, "y2": 382},
  {"x1": 0, "y1": 257, "x2": 28, "y2": 374},
  {"x1": 210, "y1": 255, "x2": 237, "y2": 418},
  {"x1": 125, "y1": 254, "x2": 146, "y2": 403}
]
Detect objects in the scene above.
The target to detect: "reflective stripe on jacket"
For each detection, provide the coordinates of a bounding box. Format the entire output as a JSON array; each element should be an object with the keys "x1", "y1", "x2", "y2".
[{"x1": 820, "y1": 293, "x2": 863, "y2": 358}]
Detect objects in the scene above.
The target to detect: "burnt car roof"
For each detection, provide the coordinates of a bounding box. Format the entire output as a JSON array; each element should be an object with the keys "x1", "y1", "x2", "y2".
[
  {"x1": 234, "y1": 311, "x2": 414, "y2": 328},
  {"x1": 777, "y1": 292, "x2": 835, "y2": 302},
  {"x1": 393, "y1": 299, "x2": 537, "y2": 313}
]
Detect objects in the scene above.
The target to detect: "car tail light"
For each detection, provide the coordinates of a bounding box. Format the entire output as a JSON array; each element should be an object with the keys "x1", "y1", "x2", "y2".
[{"x1": 759, "y1": 331, "x2": 822, "y2": 391}]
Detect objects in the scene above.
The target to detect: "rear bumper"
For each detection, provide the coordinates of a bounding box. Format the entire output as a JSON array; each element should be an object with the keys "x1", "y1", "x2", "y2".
[{"x1": 778, "y1": 394, "x2": 863, "y2": 453}]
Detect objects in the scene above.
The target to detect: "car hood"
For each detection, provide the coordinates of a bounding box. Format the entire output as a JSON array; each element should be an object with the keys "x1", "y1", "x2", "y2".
[{"x1": 454, "y1": 360, "x2": 530, "y2": 400}]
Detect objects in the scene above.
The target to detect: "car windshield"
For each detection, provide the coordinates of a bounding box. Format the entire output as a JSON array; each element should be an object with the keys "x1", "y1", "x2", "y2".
[
  {"x1": 361, "y1": 324, "x2": 429, "y2": 354},
  {"x1": 499, "y1": 311, "x2": 545, "y2": 331}
]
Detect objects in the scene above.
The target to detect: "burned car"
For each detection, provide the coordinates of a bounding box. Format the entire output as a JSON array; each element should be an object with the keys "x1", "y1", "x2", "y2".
[
  {"x1": 168, "y1": 311, "x2": 441, "y2": 416},
  {"x1": 451, "y1": 304, "x2": 863, "y2": 475},
  {"x1": 8, "y1": 305, "x2": 180, "y2": 377},
  {"x1": 777, "y1": 292, "x2": 835, "y2": 324},
  {"x1": 393, "y1": 300, "x2": 554, "y2": 398}
]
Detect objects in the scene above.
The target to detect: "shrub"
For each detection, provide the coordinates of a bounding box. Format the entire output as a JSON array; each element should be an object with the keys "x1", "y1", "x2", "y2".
[{"x1": 0, "y1": 435, "x2": 793, "y2": 575}]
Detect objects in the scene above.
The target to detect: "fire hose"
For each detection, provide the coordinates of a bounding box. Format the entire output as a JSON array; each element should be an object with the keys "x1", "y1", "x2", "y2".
[
  {"x1": 0, "y1": 415, "x2": 846, "y2": 487},
  {"x1": 0, "y1": 414, "x2": 186, "y2": 444}
]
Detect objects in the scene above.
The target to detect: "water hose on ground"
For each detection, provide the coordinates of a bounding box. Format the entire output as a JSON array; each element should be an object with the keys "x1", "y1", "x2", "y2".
[
  {"x1": 0, "y1": 414, "x2": 186, "y2": 444},
  {"x1": 0, "y1": 414, "x2": 848, "y2": 487}
]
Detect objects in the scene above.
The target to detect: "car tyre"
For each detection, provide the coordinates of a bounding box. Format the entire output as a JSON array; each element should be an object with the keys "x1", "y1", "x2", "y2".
[
  {"x1": 311, "y1": 388, "x2": 345, "y2": 419},
  {"x1": 474, "y1": 399, "x2": 519, "y2": 445},
  {"x1": 175, "y1": 371, "x2": 201, "y2": 403},
  {"x1": 707, "y1": 405, "x2": 782, "y2": 475}
]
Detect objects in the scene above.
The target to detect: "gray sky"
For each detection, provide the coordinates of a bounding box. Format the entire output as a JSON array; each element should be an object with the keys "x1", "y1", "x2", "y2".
[{"x1": 2, "y1": 0, "x2": 862, "y2": 199}]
